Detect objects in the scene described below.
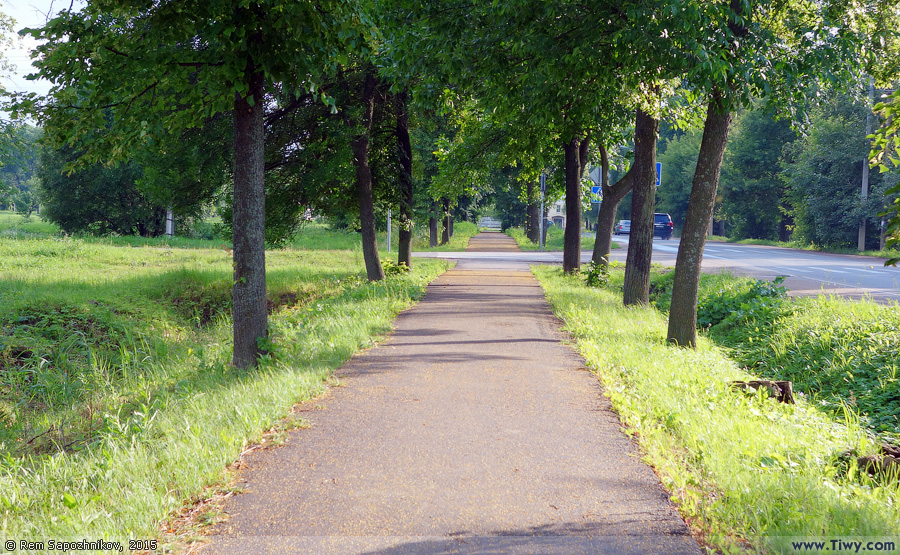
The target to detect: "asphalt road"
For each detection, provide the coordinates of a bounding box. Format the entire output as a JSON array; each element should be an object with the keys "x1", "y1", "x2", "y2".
[{"x1": 415, "y1": 235, "x2": 900, "y2": 303}]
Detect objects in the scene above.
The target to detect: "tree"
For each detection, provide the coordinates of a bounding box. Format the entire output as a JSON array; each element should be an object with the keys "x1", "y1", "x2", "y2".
[
  {"x1": 0, "y1": 124, "x2": 43, "y2": 212},
  {"x1": 872, "y1": 89, "x2": 900, "y2": 265},
  {"x1": 39, "y1": 145, "x2": 166, "y2": 235},
  {"x1": 666, "y1": 0, "x2": 870, "y2": 347},
  {"x1": 395, "y1": 89, "x2": 414, "y2": 267},
  {"x1": 720, "y1": 108, "x2": 796, "y2": 240},
  {"x1": 19, "y1": 0, "x2": 371, "y2": 368},
  {"x1": 350, "y1": 70, "x2": 385, "y2": 281},
  {"x1": 590, "y1": 144, "x2": 633, "y2": 268},
  {"x1": 622, "y1": 109, "x2": 660, "y2": 305},
  {"x1": 785, "y1": 93, "x2": 896, "y2": 249}
]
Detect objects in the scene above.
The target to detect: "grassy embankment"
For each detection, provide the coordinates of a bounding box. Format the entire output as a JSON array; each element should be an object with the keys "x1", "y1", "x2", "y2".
[
  {"x1": 706, "y1": 234, "x2": 900, "y2": 262},
  {"x1": 0, "y1": 212, "x2": 451, "y2": 546},
  {"x1": 505, "y1": 226, "x2": 621, "y2": 251},
  {"x1": 535, "y1": 265, "x2": 900, "y2": 554},
  {"x1": 652, "y1": 270, "x2": 900, "y2": 444}
]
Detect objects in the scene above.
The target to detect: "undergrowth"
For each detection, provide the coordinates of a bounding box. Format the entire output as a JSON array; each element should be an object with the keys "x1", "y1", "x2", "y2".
[
  {"x1": 650, "y1": 270, "x2": 900, "y2": 444},
  {"x1": 534, "y1": 266, "x2": 899, "y2": 554}
]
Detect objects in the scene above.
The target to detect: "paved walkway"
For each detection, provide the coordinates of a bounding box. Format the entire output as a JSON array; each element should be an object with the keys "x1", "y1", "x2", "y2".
[{"x1": 205, "y1": 232, "x2": 700, "y2": 554}]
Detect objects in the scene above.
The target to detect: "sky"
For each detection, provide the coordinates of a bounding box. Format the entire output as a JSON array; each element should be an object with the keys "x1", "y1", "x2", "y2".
[{"x1": 0, "y1": 0, "x2": 73, "y2": 97}]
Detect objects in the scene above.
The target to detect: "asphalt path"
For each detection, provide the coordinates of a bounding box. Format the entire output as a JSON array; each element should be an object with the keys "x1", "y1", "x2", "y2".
[
  {"x1": 415, "y1": 234, "x2": 900, "y2": 303},
  {"x1": 205, "y1": 232, "x2": 701, "y2": 555}
]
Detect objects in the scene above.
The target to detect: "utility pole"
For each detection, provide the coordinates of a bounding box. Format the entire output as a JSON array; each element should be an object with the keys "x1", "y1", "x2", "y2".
[
  {"x1": 387, "y1": 208, "x2": 392, "y2": 252},
  {"x1": 539, "y1": 172, "x2": 546, "y2": 250},
  {"x1": 858, "y1": 76, "x2": 874, "y2": 251},
  {"x1": 165, "y1": 207, "x2": 174, "y2": 238}
]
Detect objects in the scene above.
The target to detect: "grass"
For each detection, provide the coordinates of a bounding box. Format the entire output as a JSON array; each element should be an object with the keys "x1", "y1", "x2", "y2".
[
  {"x1": 0, "y1": 234, "x2": 449, "y2": 545},
  {"x1": 505, "y1": 226, "x2": 621, "y2": 251},
  {"x1": 0, "y1": 211, "x2": 480, "y2": 253},
  {"x1": 649, "y1": 268, "x2": 900, "y2": 444},
  {"x1": 534, "y1": 265, "x2": 900, "y2": 554},
  {"x1": 709, "y1": 234, "x2": 900, "y2": 262}
]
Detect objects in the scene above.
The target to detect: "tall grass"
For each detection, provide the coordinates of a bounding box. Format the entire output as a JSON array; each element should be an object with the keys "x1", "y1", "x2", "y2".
[
  {"x1": 534, "y1": 266, "x2": 899, "y2": 554},
  {"x1": 0, "y1": 235, "x2": 448, "y2": 544}
]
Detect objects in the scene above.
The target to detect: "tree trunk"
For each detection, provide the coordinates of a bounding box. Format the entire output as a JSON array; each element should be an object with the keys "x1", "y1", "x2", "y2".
[
  {"x1": 449, "y1": 214, "x2": 454, "y2": 237},
  {"x1": 232, "y1": 66, "x2": 268, "y2": 369},
  {"x1": 667, "y1": 92, "x2": 733, "y2": 347},
  {"x1": 623, "y1": 109, "x2": 659, "y2": 306},
  {"x1": 352, "y1": 72, "x2": 384, "y2": 282},
  {"x1": 562, "y1": 135, "x2": 585, "y2": 273},
  {"x1": 526, "y1": 180, "x2": 540, "y2": 243},
  {"x1": 429, "y1": 199, "x2": 439, "y2": 247},
  {"x1": 396, "y1": 90, "x2": 414, "y2": 267},
  {"x1": 592, "y1": 145, "x2": 634, "y2": 266},
  {"x1": 440, "y1": 197, "x2": 450, "y2": 245}
]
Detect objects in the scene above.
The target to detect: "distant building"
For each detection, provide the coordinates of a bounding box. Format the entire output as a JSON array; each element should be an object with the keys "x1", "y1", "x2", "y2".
[{"x1": 548, "y1": 197, "x2": 565, "y2": 228}]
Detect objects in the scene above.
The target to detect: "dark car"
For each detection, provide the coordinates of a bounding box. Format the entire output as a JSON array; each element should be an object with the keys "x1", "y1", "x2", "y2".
[{"x1": 654, "y1": 213, "x2": 674, "y2": 239}]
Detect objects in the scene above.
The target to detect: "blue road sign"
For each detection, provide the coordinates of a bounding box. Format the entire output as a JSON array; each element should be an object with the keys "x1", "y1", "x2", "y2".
[
  {"x1": 656, "y1": 162, "x2": 662, "y2": 187},
  {"x1": 590, "y1": 185, "x2": 602, "y2": 204}
]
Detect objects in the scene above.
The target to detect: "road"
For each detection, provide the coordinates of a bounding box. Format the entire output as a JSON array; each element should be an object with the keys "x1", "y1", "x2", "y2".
[{"x1": 415, "y1": 235, "x2": 900, "y2": 303}]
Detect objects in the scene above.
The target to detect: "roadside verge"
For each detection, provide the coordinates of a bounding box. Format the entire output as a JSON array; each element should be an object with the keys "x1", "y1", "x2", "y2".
[{"x1": 532, "y1": 266, "x2": 900, "y2": 554}]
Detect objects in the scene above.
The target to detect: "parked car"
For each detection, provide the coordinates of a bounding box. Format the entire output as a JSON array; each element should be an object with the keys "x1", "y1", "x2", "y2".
[
  {"x1": 654, "y1": 213, "x2": 674, "y2": 239},
  {"x1": 614, "y1": 220, "x2": 631, "y2": 235}
]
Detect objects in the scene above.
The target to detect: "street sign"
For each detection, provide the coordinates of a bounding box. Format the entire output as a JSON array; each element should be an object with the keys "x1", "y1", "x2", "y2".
[
  {"x1": 590, "y1": 185, "x2": 602, "y2": 204},
  {"x1": 656, "y1": 162, "x2": 662, "y2": 187}
]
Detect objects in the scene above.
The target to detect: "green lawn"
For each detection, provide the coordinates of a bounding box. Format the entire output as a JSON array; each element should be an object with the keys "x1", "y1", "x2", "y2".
[
  {"x1": 535, "y1": 266, "x2": 900, "y2": 554},
  {"x1": 0, "y1": 211, "x2": 480, "y2": 254},
  {"x1": 0, "y1": 234, "x2": 449, "y2": 546},
  {"x1": 706, "y1": 234, "x2": 900, "y2": 263}
]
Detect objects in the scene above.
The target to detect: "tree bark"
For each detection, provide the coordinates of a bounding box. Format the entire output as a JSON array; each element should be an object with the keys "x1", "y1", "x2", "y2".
[
  {"x1": 429, "y1": 199, "x2": 439, "y2": 247},
  {"x1": 667, "y1": 92, "x2": 732, "y2": 347},
  {"x1": 592, "y1": 145, "x2": 634, "y2": 267},
  {"x1": 395, "y1": 90, "x2": 414, "y2": 267},
  {"x1": 352, "y1": 72, "x2": 384, "y2": 282},
  {"x1": 440, "y1": 197, "x2": 450, "y2": 245},
  {"x1": 232, "y1": 66, "x2": 268, "y2": 369},
  {"x1": 526, "y1": 180, "x2": 540, "y2": 243},
  {"x1": 623, "y1": 109, "x2": 659, "y2": 306},
  {"x1": 562, "y1": 135, "x2": 588, "y2": 273},
  {"x1": 449, "y1": 214, "x2": 454, "y2": 237}
]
